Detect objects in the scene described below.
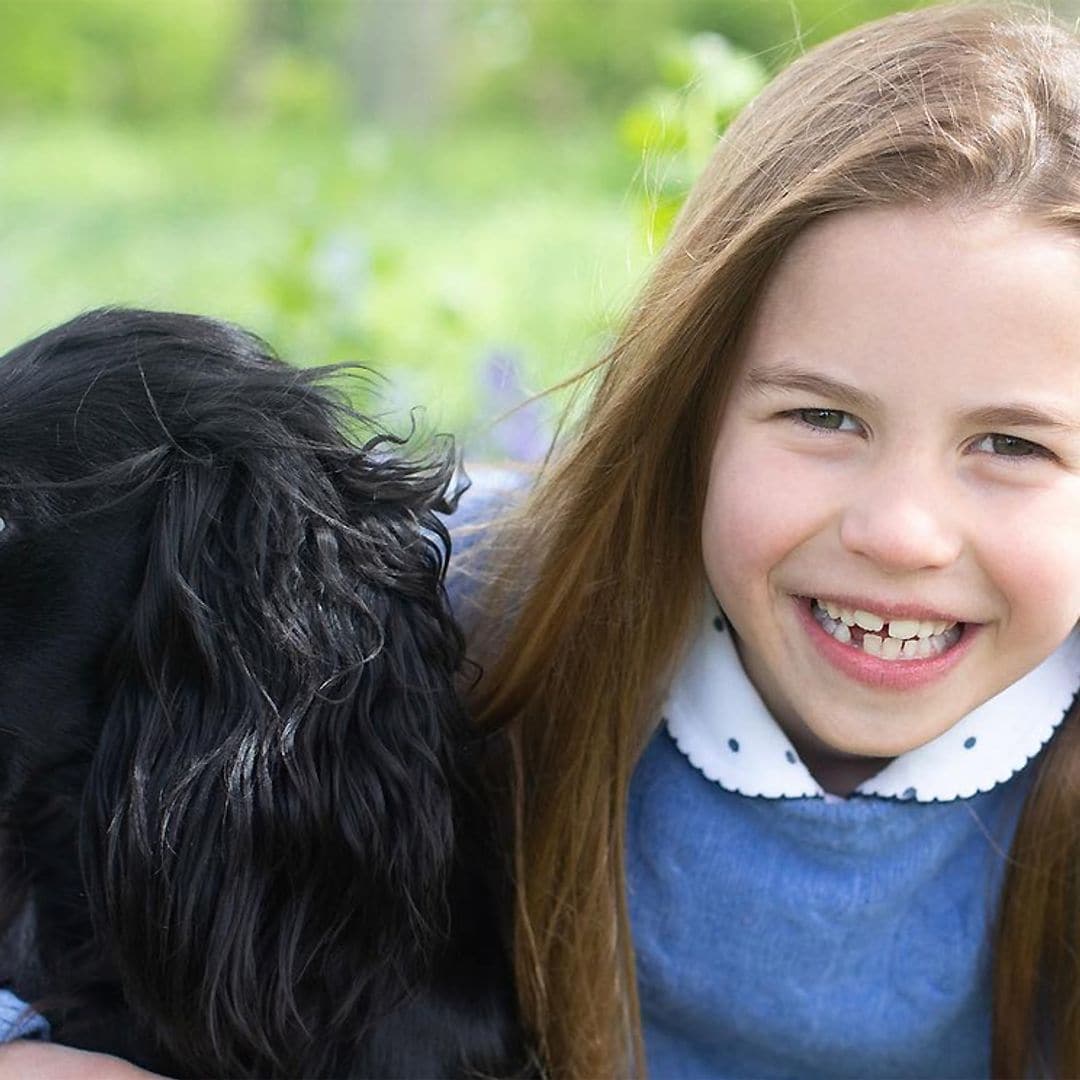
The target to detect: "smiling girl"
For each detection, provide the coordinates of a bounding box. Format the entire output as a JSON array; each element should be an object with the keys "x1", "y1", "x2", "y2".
[{"x1": 466, "y1": 2, "x2": 1080, "y2": 1076}]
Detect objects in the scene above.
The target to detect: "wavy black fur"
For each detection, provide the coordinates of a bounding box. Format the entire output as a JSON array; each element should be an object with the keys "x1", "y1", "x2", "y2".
[{"x1": 0, "y1": 308, "x2": 525, "y2": 1078}]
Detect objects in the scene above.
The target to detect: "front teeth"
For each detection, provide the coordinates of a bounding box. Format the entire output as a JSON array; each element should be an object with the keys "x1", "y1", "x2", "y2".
[
  {"x1": 818, "y1": 601, "x2": 952, "y2": 640},
  {"x1": 812, "y1": 600, "x2": 961, "y2": 660}
]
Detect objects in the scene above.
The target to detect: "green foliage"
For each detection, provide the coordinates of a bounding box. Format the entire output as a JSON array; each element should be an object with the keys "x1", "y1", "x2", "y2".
[
  {"x1": 674, "y1": 0, "x2": 938, "y2": 63},
  {"x1": 457, "y1": 0, "x2": 684, "y2": 121},
  {"x1": 240, "y1": 48, "x2": 347, "y2": 126},
  {"x1": 0, "y1": 0, "x2": 245, "y2": 119},
  {"x1": 0, "y1": 118, "x2": 641, "y2": 441},
  {"x1": 0, "y1": 0, "x2": 931, "y2": 127},
  {"x1": 455, "y1": 0, "x2": 929, "y2": 125},
  {"x1": 620, "y1": 32, "x2": 768, "y2": 250},
  {"x1": 0, "y1": 0, "x2": 354, "y2": 124},
  {"x1": 247, "y1": 121, "x2": 644, "y2": 438}
]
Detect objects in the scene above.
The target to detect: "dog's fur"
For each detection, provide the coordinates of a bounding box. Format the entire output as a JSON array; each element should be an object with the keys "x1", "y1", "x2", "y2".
[{"x1": 0, "y1": 309, "x2": 524, "y2": 1077}]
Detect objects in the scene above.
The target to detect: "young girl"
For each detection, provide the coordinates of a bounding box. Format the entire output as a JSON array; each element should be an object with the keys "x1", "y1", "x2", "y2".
[{"x1": 464, "y1": 2, "x2": 1080, "y2": 1077}]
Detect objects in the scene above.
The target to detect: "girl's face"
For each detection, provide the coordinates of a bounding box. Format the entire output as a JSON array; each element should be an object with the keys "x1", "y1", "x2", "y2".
[{"x1": 701, "y1": 205, "x2": 1080, "y2": 777}]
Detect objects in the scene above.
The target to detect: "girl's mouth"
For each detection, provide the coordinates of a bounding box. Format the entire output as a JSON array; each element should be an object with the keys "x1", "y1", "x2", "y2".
[
  {"x1": 809, "y1": 598, "x2": 964, "y2": 660},
  {"x1": 795, "y1": 596, "x2": 978, "y2": 689}
]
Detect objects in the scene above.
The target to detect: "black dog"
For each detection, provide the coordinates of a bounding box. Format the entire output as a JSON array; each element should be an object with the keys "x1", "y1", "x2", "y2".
[{"x1": 0, "y1": 309, "x2": 525, "y2": 1077}]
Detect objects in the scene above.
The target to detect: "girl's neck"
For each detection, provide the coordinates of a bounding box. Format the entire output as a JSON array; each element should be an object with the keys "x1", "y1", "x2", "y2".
[{"x1": 793, "y1": 743, "x2": 895, "y2": 797}]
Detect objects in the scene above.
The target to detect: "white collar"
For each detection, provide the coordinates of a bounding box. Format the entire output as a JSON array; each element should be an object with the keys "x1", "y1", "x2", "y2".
[{"x1": 663, "y1": 596, "x2": 1080, "y2": 802}]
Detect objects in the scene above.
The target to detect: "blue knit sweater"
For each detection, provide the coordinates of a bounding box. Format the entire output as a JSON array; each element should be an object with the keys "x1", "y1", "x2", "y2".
[{"x1": 628, "y1": 725, "x2": 1030, "y2": 1078}]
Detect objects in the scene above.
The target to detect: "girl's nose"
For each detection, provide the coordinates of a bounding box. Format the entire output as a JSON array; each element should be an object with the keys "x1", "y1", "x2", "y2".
[{"x1": 838, "y1": 477, "x2": 963, "y2": 572}]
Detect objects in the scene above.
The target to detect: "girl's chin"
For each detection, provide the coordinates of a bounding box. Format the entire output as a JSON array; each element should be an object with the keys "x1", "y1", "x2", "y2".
[
  {"x1": 795, "y1": 717, "x2": 944, "y2": 763},
  {"x1": 774, "y1": 688, "x2": 948, "y2": 763}
]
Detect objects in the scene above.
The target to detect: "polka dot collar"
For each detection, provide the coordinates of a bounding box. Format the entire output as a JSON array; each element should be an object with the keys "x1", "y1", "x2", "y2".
[{"x1": 663, "y1": 595, "x2": 1080, "y2": 802}]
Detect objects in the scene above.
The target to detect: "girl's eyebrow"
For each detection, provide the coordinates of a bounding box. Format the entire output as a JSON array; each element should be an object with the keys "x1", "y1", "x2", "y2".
[
  {"x1": 744, "y1": 362, "x2": 1080, "y2": 433},
  {"x1": 963, "y1": 404, "x2": 1080, "y2": 433},
  {"x1": 743, "y1": 363, "x2": 880, "y2": 414}
]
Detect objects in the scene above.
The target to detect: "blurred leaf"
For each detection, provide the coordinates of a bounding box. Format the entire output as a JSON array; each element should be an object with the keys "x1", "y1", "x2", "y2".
[
  {"x1": 239, "y1": 48, "x2": 345, "y2": 125},
  {"x1": 621, "y1": 31, "x2": 767, "y2": 249},
  {"x1": 619, "y1": 93, "x2": 687, "y2": 156}
]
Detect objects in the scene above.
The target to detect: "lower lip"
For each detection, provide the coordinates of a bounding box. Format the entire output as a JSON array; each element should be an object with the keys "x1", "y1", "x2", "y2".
[{"x1": 794, "y1": 598, "x2": 979, "y2": 690}]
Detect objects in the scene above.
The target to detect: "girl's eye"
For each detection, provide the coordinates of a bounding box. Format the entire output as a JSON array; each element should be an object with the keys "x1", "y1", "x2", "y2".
[
  {"x1": 971, "y1": 433, "x2": 1053, "y2": 460},
  {"x1": 789, "y1": 408, "x2": 860, "y2": 433}
]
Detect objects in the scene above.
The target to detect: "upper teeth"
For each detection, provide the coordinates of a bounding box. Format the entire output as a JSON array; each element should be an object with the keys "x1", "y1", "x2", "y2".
[{"x1": 817, "y1": 600, "x2": 955, "y2": 639}]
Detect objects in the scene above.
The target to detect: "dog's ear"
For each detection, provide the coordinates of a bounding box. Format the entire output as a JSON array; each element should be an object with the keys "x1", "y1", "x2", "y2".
[{"x1": 80, "y1": 418, "x2": 466, "y2": 1077}]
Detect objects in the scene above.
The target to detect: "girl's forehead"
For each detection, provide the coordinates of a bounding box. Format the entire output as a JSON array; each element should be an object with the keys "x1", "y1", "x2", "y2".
[
  {"x1": 737, "y1": 205, "x2": 1080, "y2": 401},
  {"x1": 761, "y1": 204, "x2": 1080, "y2": 310}
]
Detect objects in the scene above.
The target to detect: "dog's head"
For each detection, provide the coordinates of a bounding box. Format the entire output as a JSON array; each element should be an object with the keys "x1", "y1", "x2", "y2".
[{"x1": 0, "y1": 308, "x2": 470, "y2": 1075}]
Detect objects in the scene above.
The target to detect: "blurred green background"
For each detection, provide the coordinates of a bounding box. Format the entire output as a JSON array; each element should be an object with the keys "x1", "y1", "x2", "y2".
[{"x1": 0, "y1": 0, "x2": 1037, "y2": 457}]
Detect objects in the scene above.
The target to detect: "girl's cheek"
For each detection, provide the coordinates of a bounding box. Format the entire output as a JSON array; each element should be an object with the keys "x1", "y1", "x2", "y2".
[
  {"x1": 702, "y1": 444, "x2": 839, "y2": 584},
  {"x1": 986, "y1": 503, "x2": 1080, "y2": 635}
]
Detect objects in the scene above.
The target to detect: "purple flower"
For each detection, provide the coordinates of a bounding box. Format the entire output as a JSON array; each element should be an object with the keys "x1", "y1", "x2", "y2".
[{"x1": 478, "y1": 348, "x2": 550, "y2": 461}]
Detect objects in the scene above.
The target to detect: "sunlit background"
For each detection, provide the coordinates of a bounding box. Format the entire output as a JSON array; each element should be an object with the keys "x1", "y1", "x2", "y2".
[{"x1": 4, "y1": 0, "x2": 1070, "y2": 458}]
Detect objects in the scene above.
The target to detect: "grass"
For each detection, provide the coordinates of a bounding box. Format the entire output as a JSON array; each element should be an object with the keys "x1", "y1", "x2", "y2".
[{"x1": 0, "y1": 117, "x2": 656, "y2": 452}]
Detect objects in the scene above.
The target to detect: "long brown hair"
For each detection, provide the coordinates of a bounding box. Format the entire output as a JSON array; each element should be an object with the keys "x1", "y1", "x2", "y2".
[{"x1": 468, "y1": 4, "x2": 1080, "y2": 1076}]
